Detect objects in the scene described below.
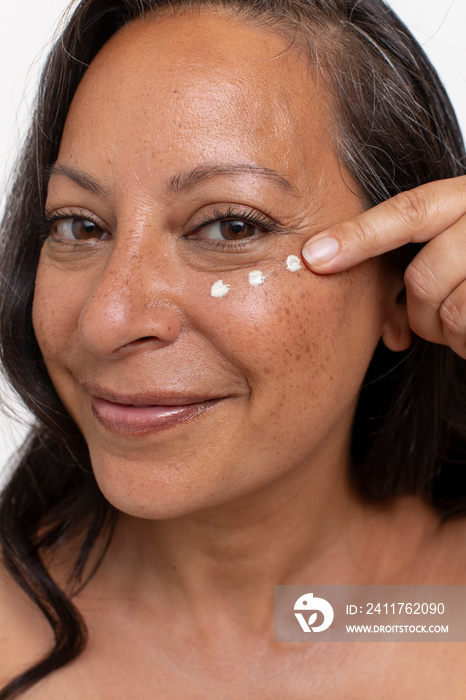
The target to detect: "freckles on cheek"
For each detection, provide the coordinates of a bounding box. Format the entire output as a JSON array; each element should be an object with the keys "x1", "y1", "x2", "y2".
[
  {"x1": 207, "y1": 266, "x2": 380, "y2": 446},
  {"x1": 32, "y1": 264, "x2": 83, "y2": 361},
  {"x1": 270, "y1": 289, "x2": 345, "y2": 410},
  {"x1": 207, "y1": 268, "x2": 344, "y2": 385}
]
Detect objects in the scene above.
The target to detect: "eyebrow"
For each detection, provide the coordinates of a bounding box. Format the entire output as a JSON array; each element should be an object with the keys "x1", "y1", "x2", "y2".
[
  {"x1": 166, "y1": 164, "x2": 297, "y2": 195},
  {"x1": 45, "y1": 162, "x2": 298, "y2": 197},
  {"x1": 45, "y1": 164, "x2": 110, "y2": 197}
]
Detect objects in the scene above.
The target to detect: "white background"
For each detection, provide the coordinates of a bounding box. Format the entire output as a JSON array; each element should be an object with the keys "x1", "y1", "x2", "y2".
[{"x1": 0, "y1": 0, "x2": 465, "y2": 481}]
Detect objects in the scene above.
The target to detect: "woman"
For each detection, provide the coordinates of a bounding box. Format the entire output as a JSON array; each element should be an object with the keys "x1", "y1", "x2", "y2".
[{"x1": 0, "y1": 0, "x2": 466, "y2": 697}]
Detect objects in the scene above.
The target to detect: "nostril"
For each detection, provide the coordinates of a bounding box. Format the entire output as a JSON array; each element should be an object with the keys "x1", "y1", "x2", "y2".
[
  {"x1": 128, "y1": 336, "x2": 161, "y2": 348},
  {"x1": 115, "y1": 336, "x2": 164, "y2": 354}
]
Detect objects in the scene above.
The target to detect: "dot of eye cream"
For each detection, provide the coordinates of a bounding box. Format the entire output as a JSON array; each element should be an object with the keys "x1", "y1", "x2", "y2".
[
  {"x1": 248, "y1": 270, "x2": 266, "y2": 287},
  {"x1": 286, "y1": 255, "x2": 302, "y2": 272},
  {"x1": 211, "y1": 280, "x2": 231, "y2": 298}
]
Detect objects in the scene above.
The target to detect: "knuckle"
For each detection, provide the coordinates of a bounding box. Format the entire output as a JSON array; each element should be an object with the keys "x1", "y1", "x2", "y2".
[
  {"x1": 439, "y1": 297, "x2": 464, "y2": 336},
  {"x1": 345, "y1": 217, "x2": 378, "y2": 248},
  {"x1": 404, "y1": 258, "x2": 438, "y2": 305},
  {"x1": 392, "y1": 188, "x2": 427, "y2": 228}
]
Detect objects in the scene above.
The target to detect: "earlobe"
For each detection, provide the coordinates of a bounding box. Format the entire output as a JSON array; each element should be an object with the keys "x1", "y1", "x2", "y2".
[{"x1": 381, "y1": 297, "x2": 412, "y2": 352}]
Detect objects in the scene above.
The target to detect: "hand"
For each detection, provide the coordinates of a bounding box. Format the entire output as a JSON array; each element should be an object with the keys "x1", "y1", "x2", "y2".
[{"x1": 301, "y1": 177, "x2": 466, "y2": 359}]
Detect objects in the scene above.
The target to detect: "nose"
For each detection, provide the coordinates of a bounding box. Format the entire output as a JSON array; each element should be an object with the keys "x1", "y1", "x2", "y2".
[{"x1": 78, "y1": 241, "x2": 183, "y2": 358}]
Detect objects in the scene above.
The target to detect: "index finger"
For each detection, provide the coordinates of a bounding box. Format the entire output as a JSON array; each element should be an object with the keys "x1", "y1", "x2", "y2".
[{"x1": 301, "y1": 176, "x2": 466, "y2": 272}]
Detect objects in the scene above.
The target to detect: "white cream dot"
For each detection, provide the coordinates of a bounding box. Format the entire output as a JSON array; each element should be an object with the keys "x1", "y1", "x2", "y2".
[
  {"x1": 211, "y1": 280, "x2": 230, "y2": 298},
  {"x1": 249, "y1": 270, "x2": 266, "y2": 287},
  {"x1": 286, "y1": 255, "x2": 302, "y2": 272}
]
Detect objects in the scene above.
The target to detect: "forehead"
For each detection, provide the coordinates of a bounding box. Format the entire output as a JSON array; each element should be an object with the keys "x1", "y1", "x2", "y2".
[{"x1": 58, "y1": 10, "x2": 337, "y2": 195}]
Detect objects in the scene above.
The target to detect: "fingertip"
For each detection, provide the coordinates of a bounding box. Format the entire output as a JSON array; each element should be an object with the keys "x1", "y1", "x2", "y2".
[{"x1": 302, "y1": 236, "x2": 340, "y2": 269}]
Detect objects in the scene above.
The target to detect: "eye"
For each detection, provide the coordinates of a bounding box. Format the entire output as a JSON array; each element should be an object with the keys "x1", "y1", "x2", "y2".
[
  {"x1": 196, "y1": 219, "x2": 260, "y2": 241},
  {"x1": 54, "y1": 218, "x2": 108, "y2": 241},
  {"x1": 185, "y1": 207, "x2": 281, "y2": 252}
]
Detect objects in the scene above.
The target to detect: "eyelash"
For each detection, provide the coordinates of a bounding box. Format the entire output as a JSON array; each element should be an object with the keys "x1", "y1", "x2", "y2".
[
  {"x1": 189, "y1": 205, "x2": 280, "y2": 252},
  {"x1": 38, "y1": 208, "x2": 100, "y2": 245},
  {"x1": 39, "y1": 205, "x2": 281, "y2": 251}
]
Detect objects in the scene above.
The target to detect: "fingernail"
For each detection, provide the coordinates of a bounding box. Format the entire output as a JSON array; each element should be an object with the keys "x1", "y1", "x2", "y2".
[{"x1": 302, "y1": 236, "x2": 340, "y2": 266}]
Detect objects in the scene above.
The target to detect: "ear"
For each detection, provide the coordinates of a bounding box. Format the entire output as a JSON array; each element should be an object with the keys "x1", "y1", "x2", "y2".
[{"x1": 381, "y1": 287, "x2": 412, "y2": 352}]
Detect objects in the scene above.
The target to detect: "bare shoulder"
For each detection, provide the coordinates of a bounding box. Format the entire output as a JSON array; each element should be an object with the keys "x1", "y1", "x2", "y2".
[{"x1": 0, "y1": 550, "x2": 52, "y2": 689}]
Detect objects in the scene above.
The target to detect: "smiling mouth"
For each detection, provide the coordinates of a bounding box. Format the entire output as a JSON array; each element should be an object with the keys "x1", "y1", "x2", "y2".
[{"x1": 90, "y1": 394, "x2": 222, "y2": 434}]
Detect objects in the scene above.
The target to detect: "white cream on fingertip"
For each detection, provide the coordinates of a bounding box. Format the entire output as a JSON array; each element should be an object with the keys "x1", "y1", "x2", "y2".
[
  {"x1": 249, "y1": 270, "x2": 266, "y2": 287},
  {"x1": 286, "y1": 255, "x2": 302, "y2": 271},
  {"x1": 211, "y1": 280, "x2": 230, "y2": 298}
]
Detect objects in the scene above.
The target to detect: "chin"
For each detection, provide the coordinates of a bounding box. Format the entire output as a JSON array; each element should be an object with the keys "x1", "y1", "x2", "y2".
[{"x1": 88, "y1": 450, "x2": 240, "y2": 520}]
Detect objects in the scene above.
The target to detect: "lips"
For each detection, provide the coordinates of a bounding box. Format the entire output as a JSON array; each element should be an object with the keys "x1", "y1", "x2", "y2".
[{"x1": 86, "y1": 384, "x2": 223, "y2": 434}]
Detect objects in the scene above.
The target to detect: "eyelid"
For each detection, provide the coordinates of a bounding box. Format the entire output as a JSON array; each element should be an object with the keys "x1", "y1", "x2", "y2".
[
  {"x1": 44, "y1": 207, "x2": 108, "y2": 226},
  {"x1": 40, "y1": 208, "x2": 111, "y2": 239},
  {"x1": 187, "y1": 204, "x2": 282, "y2": 236}
]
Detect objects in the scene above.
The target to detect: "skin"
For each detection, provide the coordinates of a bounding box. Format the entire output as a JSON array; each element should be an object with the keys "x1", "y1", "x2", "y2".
[{"x1": 1, "y1": 10, "x2": 466, "y2": 699}]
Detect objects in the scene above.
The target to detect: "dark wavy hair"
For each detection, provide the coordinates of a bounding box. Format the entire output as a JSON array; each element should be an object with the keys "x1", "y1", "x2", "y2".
[{"x1": 0, "y1": 0, "x2": 465, "y2": 697}]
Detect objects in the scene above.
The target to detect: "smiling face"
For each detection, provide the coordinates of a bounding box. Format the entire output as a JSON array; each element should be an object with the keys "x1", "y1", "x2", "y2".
[{"x1": 33, "y1": 10, "x2": 401, "y2": 519}]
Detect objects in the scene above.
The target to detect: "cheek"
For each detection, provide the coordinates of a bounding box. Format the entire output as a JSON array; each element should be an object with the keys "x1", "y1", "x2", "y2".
[
  {"x1": 32, "y1": 257, "x2": 85, "y2": 367},
  {"x1": 204, "y1": 263, "x2": 384, "y2": 429}
]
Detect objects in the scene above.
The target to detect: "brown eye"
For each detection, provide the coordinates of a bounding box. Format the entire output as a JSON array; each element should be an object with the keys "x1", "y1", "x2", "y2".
[
  {"x1": 197, "y1": 219, "x2": 259, "y2": 241},
  {"x1": 55, "y1": 218, "x2": 107, "y2": 241},
  {"x1": 218, "y1": 220, "x2": 257, "y2": 240}
]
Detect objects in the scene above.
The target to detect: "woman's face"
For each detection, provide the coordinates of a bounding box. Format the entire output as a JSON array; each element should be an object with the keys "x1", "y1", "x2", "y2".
[{"x1": 33, "y1": 11, "x2": 400, "y2": 518}]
